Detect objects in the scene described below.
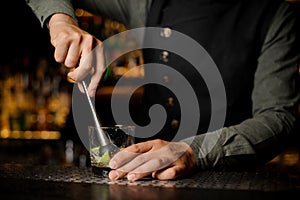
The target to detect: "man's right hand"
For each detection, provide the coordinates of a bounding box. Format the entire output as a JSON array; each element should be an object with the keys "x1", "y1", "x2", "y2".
[{"x1": 48, "y1": 13, "x2": 105, "y2": 97}]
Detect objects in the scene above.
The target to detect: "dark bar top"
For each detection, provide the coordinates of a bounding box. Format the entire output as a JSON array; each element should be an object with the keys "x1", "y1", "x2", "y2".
[
  {"x1": 0, "y1": 163, "x2": 299, "y2": 200},
  {"x1": 0, "y1": 139, "x2": 299, "y2": 199}
]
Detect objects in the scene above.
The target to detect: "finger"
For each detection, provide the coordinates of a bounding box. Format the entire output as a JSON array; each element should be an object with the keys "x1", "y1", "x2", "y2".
[
  {"x1": 124, "y1": 153, "x2": 170, "y2": 175},
  {"x1": 152, "y1": 165, "x2": 182, "y2": 180},
  {"x1": 67, "y1": 47, "x2": 92, "y2": 83},
  {"x1": 77, "y1": 82, "x2": 84, "y2": 94},
  {"x1": 67, "y1": 33, "x2": 94, "y2": 83},
  {"x1": 126, "y1": 157, "x2": 172, "y2": 181},
  {"x1": 113, "y1": 142, "x2": 182, "y2": 170},
  {"x1": 109, "y1": 149, "x2": 140, "y2": 169},
  {"x1": 53, "y1": 41, "x2": 69, "y2": 63},
  {"x1": 64, "y1": 42, "x2": 81, "y2": 68},
  {"x1": 115, "y1": 151, "x2": 171, "y2": 177},
  {"x1": 88, "y1": 44, "x2": 106, "y2": 97},
  {"x1": 125, "y1": 140, "x2": 156, "y2": 153},
  {"x1": 87, "y1": 75, "x2": 101, "y2": 97},
  {"x1": 67, "y1": 61, "x2": 91, "y2": 82},
  {"x1": 108, "y1": 169, "x2": 127, "y2": 180},
  {"x1": 109, "y1": 142, "x2": 154, "y2": 169},
  {"x1": 127, "y1": 171, "x2": 152, "y2": 182}
]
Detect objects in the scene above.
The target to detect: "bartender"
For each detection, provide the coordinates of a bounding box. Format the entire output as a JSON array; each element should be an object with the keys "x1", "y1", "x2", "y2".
[{"x1": 27, "y1": 0, "x2": 300, "y2": 181}]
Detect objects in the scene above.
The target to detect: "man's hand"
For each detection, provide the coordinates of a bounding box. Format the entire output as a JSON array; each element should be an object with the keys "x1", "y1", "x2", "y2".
[
  {"x1": 48, "y1": 13, "x2": 105, "y2": 97},
  {"x1": 108, "y1": 139, "x2": 198, "y2": 181}
]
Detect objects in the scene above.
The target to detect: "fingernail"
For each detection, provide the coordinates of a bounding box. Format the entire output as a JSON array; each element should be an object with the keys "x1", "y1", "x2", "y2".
[
  {"x1": 152, "y1": 172, "x2": 156, "y2": 178},
  {"x1": 109, "y1": 160, "x2": 117, "y2": 169},
  {"x1": 127, "y1": 173, "x2": 136, "y2": 181},
  {"x1": 109, "y1": 171, "x2": 119, "y2": 180}
]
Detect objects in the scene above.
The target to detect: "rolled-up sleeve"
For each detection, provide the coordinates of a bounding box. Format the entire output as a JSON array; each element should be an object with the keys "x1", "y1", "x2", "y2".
[
  {"x1": 27, "y1": 0, "x2": 76, "y2": 28},
  {"x1": 27, "y1": 0, "x2": 152, "y2": 29}
]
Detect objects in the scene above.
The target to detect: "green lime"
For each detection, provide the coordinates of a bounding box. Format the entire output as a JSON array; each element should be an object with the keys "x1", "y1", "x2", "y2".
[{"x1": 99, "y1": 150, "x2": 110, "y2": 166}]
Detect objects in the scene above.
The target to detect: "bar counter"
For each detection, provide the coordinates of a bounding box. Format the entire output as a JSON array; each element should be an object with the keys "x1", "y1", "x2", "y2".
[
  {"x1": 0, "y1": 162, "x2": 299, "y2": 200},
  {"x1": 0, "y1": 138, "x2": 300, "y2": 200}
]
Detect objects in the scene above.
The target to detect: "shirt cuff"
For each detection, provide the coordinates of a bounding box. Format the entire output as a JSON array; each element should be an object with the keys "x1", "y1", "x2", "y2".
[{"x1": 27, "y1": 0, "x2": 77, "y2": 28}]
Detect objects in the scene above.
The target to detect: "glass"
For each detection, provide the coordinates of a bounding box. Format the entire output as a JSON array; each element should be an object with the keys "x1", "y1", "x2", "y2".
[{"x1": 88, "y1": 125, "x2": 135, "y2": 177}]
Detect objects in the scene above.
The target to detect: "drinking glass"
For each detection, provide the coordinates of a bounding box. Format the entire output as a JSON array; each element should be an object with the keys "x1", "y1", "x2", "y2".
[{"x1": 88, "y1": 125, "x2": 135, "y2": 177}]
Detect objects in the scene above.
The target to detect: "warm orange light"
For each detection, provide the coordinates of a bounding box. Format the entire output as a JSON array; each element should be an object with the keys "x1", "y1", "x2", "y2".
[
  {"x1": 24, "y1": 131, "x2": 33, "y2": 139},
  {"x1": 0, "y1": 129, "x2": 9, "y2": 139},
  {"x1": 0, "y1": 130, "x2": 61, "y2": 140}
]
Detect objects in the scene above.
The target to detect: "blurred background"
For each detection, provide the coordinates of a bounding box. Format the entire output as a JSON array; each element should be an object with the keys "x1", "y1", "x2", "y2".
[
  {"x1": 0, "y1": 1, "x2": 299, "y2": 175},
  {"x1": 0, "y1": 1, "x2": 144, "y2": 167}
]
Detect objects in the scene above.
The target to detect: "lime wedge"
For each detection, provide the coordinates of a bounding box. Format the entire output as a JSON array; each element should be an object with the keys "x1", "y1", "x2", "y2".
[{"x1": 99, "y1": 150, "x2": 110, "y2": 166}]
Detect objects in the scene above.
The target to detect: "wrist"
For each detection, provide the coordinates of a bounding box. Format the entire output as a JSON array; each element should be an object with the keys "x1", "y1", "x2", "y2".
[{"x1": 48, "y1": 13, "x2": 78, "y2": 28}]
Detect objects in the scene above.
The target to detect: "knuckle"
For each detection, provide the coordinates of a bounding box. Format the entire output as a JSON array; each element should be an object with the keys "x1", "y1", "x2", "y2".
[
  {"x1": 130, "y1": 144, "x2": 141, "y2": 152},
  {"x1": 56, "y1": 32, "x2": 81, "y2": 45},
  {"x1": 153, "y1": 139, "x2": 165, "y2": 145},
  {"x1": 70, "y1": 32, "x2": 82, "y2": 41},
  {"x1": 58, "y1": 32, "x2": 71, "y2": 42},
  {"x1": 85, "y1": 34, "x2": 94, "y2": 42},
  {"x1": 152, "y1": 158, "x2": 165, "y2": 167},
  {"x1": 50, "y1": 38, "x2": 56, "y2": 46},
  {"x1": 82, "y1": 34, "x2": 94, "y2": 48}
]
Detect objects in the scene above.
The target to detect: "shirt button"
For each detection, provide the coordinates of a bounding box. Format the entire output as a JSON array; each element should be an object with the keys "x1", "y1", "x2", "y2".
[
  {"x1": 171, "y1": 119, "x2": 180, "y2": 129},
  {"x1": 160, "y1": 27, "x2": 172, "y2": 38},
  {"x1": 160, "y1": 51, "x2": 169, "y2": 62},
  {"x1": 167, "y1": 97, "x2": 174, "y2": 106}
]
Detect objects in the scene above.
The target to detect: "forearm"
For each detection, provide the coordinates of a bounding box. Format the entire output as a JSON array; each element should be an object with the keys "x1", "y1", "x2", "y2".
[{"x1": 182, "y1": 109, "x2": 298, "y2": 170}]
